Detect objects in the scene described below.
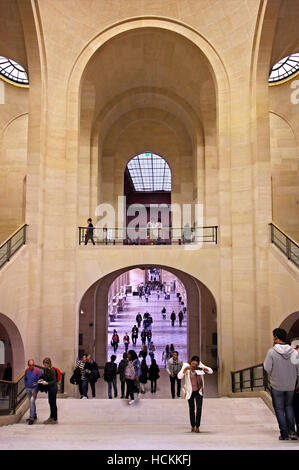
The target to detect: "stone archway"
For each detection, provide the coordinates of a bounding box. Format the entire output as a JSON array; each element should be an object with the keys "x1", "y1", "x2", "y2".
[
  {"x1": 79, "y1": 264, "x2": 218, "y2": 374},
  {"x1": 0, "y1": 313, "x2": 25, "y2": 379},
  {"x1": 279, "y1": 311, "x2": 299, "y2": 343}
]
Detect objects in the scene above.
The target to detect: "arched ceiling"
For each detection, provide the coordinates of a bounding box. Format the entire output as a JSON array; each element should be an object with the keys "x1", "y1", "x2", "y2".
[
  {"x1": 81, "y1": 27, "x2": 216, "y2": 134},
  {"x1": 0, "y1": 0, "x2": 27, "y2": 70}
]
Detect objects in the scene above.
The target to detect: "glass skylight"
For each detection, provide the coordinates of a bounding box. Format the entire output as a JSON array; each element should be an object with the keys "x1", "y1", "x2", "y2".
[
  {"x1": 269, "y1": 53, "x2": 299, "y2": 84},
  {"x1": 127, "y1": 152, "x2": 171, "y2": 192},
  {"x1": 0, "y1": 56, "x2": 29, "y2": 86}
]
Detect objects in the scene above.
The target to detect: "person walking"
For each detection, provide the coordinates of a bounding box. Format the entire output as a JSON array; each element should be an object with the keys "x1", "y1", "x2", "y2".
[
  {"x1": 162, "y1": 345, "x2": 170, "y2": 367},
  {"x1": 123, "y1": 333, "x2": 130, "y2": 353},
  {"x1": 84, "y1": 217, "x2": 95, "y2": 245},
  {"x1": 131, "y1": 325, "x2": 138, "y2": 346},
  {"x1": 166, "y1": 351, "x2": 183, "y2": 398},
  {"x1": 24, "y1": 359, "x2": 42, "y2": 424},
  {"x1": 38, "y1": 357, "x2": 58, "y2": 424},
  {"x1": 149, "y1": 359, "x2": 160, "y2": 393},
  {"x1": 124, "y1": 350, "x2": 140, "y2": 405},
  {"x1": 264, "y1": 328, "x2": 299, "y2": 440},
  {"x1": 149, "y1": 342, "x2": 156, "y2": 363},
  {"x1": 169, "y1": 344, "x2": 175, "y2": 357},
  {"x1": 83, "y1": 355, "x2": 100, "y2": 399},
  {"x1": 111, "y1": 330, "x2": 119, "y2": 353},
  {"x1": 178, "y1": 355, "x2": 213, "y2": 433},
  {"x1": 147, "y1": 329, "x2": 152, "y2": 347},
  {"x1": 75, "y1": 354, "x2": 87, "y2": 398},
  {"x1": 117, "y1": 352, "x2": 127, "y2": 399},
  {"x1": 141, "y1": 329, "x2": 147, "y2": 345},
  {"x1": 136, "y1": 312, "x2": 142, "y2": 328},
  {"x1": 178, "y1": 310, "x2": 184, "y2": 327},
  {"x1": 162, "y1": 306, "x2": 166, "y2": 320},
  {"x1": 170, "y1": 311, "x2": 176, "y2": 327},
  {"x1": 104, "y1": 355, "x2": 118, "y2": 399},
  {"x1": 139, "y1": 357, "x2": 149, "y2": 394}
]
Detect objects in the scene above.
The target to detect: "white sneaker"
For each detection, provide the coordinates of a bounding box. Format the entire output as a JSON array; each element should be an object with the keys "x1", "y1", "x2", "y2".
[
  {"x1": 82, "y1": 397, "x2": 88, "y2": 400},
  {"x1": 137, "y1": 393, "x2": 141, "y2": 399},
  {"x1": 129, "y1": 400, "x2": 135, "y2": 405}
]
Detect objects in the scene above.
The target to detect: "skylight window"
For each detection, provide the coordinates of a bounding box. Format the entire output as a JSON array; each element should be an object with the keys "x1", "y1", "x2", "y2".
[
  {"x1": 0, "y1": 56, "x2": 29, "y2": 87},
  {"x1": 269, "y1": 53, "x2": 299, "y2": 85},
  {"x1": 127, "y1": 152, "x2": 171, "y2": 192}
]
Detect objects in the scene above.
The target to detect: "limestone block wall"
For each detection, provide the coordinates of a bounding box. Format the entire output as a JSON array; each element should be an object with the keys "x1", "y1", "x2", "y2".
[
  {"x1": 269, "y1": 80, "x2": 299, "y2": 242},
  {"x1": 0, "y1": 81, "x2": 28, "y2": 242}
]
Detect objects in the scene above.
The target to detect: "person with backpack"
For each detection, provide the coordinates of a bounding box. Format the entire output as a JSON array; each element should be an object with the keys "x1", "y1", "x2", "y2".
[
  {"x1": 111, "y1": 330, "x2": 119, "y2": 353},
  {"x1": 24, "y1": 359, "x2": 42, "y2": 425},
  {"x1": 83, "y1": 355, "x2": 100, "y2": 399},
  {"x1": 124, "y1": 350, "x2": 140, "y2": 405},
  {"x1": 149, "y1": 359, "x2": 160, "y2": 393},
  {"x1": 123, "y1": 333, "x2": 130, "y2": 353},
  {"x1": 104, "y1": 355, "x2": 118, "y2": 399},
  {"x1": 38, "y1": 357, "x2": 58, "y2": 424}
]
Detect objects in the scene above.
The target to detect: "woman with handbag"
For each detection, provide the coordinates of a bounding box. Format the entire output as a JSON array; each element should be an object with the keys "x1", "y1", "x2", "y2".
[
  {"x1": 178, "y1": 355, "x2": 213, "y2": 433},
  {"x1": 124, "y1": 350, "x2": 140, "y2": 405}
]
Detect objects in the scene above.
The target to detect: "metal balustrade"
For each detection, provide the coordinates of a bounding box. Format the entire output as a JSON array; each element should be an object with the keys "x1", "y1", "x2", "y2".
[
  {"x1": 0, "y1": 366, "x2": 65, "y2": 416},
  {"x1": 79, "y1": 225, "x2": 218, "y2": 246},
  {"x1": 269, "y1": 222, "x2": 299, "y2": 268},
  {"x1": 0, "y1": 224, "x2": 27, "y2": 270},
  {"x1": 231, "y1": 364, "x2": 270, "y2": 394}
]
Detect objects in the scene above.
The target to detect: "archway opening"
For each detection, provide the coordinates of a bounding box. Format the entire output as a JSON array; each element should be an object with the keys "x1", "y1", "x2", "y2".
[
  {"x1": 124, "y1": 152, "x2": 172, "y2": 244},
  {"x1": 78, "y1": 264, "x2": 218, "y2": 397}
]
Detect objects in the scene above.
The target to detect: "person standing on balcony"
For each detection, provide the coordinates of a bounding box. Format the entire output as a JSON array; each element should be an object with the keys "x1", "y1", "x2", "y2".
[
  {"x1": 84, "y1": 218, "x2": 95, "y2": 245},
  {"x1": 24, "y1": 359, "x2": 42, "y2": 425},
  {"x1": 263, "y1": 328, "x2": 299, "y2": 441}
]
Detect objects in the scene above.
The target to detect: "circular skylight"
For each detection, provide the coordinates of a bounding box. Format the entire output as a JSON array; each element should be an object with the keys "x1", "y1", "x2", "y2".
[
  {"x1": 269, "y1": 53, "x2": 299, "y2": 85},
  {"x1": 127, "y1": 152, "x2": 171, "y2": 192},
  {"x1": 0, "y1": 56, "x2": 29, "y2": 86}
]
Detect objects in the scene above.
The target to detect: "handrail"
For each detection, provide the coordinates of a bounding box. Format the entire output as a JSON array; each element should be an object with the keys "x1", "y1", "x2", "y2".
[
  {"x1": 269, "y1": 222, "x2": 299, "y2": 268},
  {"x1": 0, "y1": 365, "x2": 65, "y2": 415},
  {"x1": 0, "y1": 224, "x2": 28, "y2": 270},
  {"x1": 0, "y1": 223, "x2": 27, "y2": 250},
  {"x1": 231, "y1": 363, "x2": 270, "y2": 394}
]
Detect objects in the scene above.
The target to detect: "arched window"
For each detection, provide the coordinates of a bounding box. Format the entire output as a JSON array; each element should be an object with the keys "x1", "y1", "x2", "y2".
[
  {"x1": 269, "y1": 53, "x2": 299, "y2": 85},
  {"x1": 0, "y1": 340, "x2": 4, "y2": 364},
  {"x1": 127, "y1": 152, "x2": 171, "y2": 192},
  {"x1": 0, "y1": 56, "x2": 29, "y2": 87}
]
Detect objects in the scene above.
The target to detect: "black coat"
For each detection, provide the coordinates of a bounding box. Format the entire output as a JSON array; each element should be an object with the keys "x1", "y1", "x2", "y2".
[{"x1": 85, "y1": 361, "x2": 100, "y2": 382}]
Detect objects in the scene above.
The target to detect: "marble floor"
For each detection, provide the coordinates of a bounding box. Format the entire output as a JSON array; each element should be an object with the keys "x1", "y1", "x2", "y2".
[
  {"x1": 1, "y1": 395, "x2": 298, "y2": 450},
  {"x1": 107, "y1": 291, "x2": 188, "y2": 366}
]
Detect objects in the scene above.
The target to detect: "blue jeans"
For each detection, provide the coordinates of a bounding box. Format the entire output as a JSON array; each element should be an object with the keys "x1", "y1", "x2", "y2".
[
  {"x1": 271, "y1": 387, "x2": 296, "y2": 438},
  {"x1": 26, "y1": 388, "x2": 37, "y2": 420},
  {"x1": 108, "y1": 378, "x2": 117, "y2": 399}
]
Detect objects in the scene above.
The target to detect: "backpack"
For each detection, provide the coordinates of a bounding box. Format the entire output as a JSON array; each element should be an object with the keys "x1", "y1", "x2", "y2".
[
  {"x1": 52, "y1": 367, "x2": 61, "y2": 382},
  {"x1": 25, "y1": 367, "x2": 38, "y2": 376}
]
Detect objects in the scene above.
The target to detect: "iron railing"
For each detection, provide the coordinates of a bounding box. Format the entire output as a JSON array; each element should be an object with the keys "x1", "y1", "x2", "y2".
[
  {"x1": 0, "y1": 366, "x2": 65, "y2": 416},
  {"x1": 0, "y1": 224, "x2": 27, "y2": 270},
  {"x1": 79, "y1": 225, "x2": 218, "y2": 245},
  {"x1": 269, "y1": 222, "x2": 299, "y2": 267},
  {"x1": 231, "y1": 363, "x2": 270, "y2": 394}
]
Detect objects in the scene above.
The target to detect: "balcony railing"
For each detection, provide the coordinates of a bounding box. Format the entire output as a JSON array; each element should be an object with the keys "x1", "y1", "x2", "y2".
[
  {"x1": 269, "y1": 222, "x2": 299, "y2": 268},
  {"x1": 231, "y1": 364, "x2": 270, "y2": 394},
  {"x1": 79, "y1": 225, "x2": 218, "y2": 246},
  {"x1": 0, "y1": 224, "x2": 27, "y2": 270}
]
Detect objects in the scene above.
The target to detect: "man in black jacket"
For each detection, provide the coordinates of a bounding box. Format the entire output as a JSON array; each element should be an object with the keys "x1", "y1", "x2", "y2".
[
  {"x1": 83, "y1": 355, "x2": 100, "y2": 399},
  {"x1": 104, "y1": 355, "x2": 118, "y2": 399}
]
